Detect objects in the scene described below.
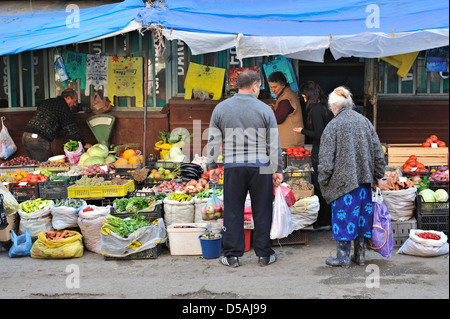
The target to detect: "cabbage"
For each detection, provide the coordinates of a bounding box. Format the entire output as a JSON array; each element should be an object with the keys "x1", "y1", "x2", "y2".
[
  {"x1": 78, "y1": 152, "x2": 90, "y2": 165},
  {"x1": 419, "y1": 189, "x2": 436, "y2": 202},
  {"x1": 83, "y1": 156, "x2": 106, "y2": 166},
  {"x1": 87, "y1": 144, "x2": 109, "y2": 158},
  {"x1": 434, "y1": 189, "x2": 449, "y2": 202},
  {"x1": 105, "y1": 154, "x2": 116, "y2": 164},
  {"x1": 168, "y1": 146, "x2": 185, "y2": 162}
]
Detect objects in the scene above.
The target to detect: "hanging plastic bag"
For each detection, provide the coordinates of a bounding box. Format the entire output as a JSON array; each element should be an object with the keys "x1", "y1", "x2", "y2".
[
  {"x1": 8, "y1": 229, "x2": 32, "y2": 258},
  {"x1": 184, "y1": 62, "x2": 226, "y2": 100},
  {"x1": 368, "y1": 188, "x2": 394, "y2": 258},
  {"x1": 55, "y1": 49, "x2": 69, "y2": 82},
  {"x1": 0, "y1": 116, "x2": 17, "y2": 160},
  {"x1": 273, "y1": 184, "x2": 296, "y2": 207},
  {"x1": 91, "y1": 91, "x2": 111, "y2": 115},
  {"x1": 270, "y1": 186, "x2": 294, "y2": 239},
  {"x1": 201, "y1": 185, "x2": 224, "y2": 221}
]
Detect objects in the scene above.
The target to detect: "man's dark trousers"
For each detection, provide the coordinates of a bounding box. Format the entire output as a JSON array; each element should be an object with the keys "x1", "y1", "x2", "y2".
[{"x1": 222, "y1": 166, "x2": 275, "y2": 258}]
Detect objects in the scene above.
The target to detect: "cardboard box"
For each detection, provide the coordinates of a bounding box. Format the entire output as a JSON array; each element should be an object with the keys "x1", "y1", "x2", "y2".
[
  {"x1": 0, "y1": 212, "x2": 19, "y2": 242},
  {"x1": 292, "y1": 187, "x2": 314, "y2": 200}
]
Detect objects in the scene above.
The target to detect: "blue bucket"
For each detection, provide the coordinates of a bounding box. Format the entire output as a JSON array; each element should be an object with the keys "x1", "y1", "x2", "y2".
[{"x1": 199, "y1": 234, "x2": 222, "y2": 259}]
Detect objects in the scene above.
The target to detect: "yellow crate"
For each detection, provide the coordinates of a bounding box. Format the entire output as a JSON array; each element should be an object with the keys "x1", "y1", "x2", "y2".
[{"x1": 67, "y1": 180, "x2": 135, "y2": 198}]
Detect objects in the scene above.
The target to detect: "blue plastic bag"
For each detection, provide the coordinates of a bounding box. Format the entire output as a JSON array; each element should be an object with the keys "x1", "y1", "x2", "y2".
[
  {"x1": 9, "y1": 229, "x2": 32, "y2": 258},
  {"x1": 368, "y1": 188, "x2": 394, "y2": 258}
]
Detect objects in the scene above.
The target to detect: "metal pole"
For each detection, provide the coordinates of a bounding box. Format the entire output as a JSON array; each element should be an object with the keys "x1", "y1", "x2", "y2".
[{"x1": 143, "y1": 31, "x2": 149, "y2": 168}]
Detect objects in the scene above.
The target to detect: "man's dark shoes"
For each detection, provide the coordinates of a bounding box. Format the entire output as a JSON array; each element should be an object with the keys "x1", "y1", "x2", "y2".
[
  {"x1": 219, "y1": 256, "x2": 240, "y2": 267},
  {"x1": 258, "y1": 253, "x2": 278, "y2": 266}
]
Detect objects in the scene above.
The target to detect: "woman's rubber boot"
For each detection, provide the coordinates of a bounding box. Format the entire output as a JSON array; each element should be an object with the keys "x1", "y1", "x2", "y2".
[
  {"x1": 351, "y1": 236, "x2": 366, "y2": 265},
  {"x1": 326, "y1": 240, "x2": 351, "y2": 267}
]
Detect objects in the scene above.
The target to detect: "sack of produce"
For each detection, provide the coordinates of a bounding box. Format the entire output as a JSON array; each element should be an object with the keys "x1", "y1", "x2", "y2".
[
  {"x1": 101, "y1": 216, "x2": 166, "y2": 258},
  {"x1": 18, "y1": 199, "x2": 54, "y2": 237},
  {"x1": 77, "y1": 205, "x2": 111, "y2": 254},
  {"x1": 381, "y1": 187, "x2": 417, "y2": 221},
  {"x1": 290, "y1": 195, "x2": 319, "y2": 230},
  {"x1": 0, "y1": 183, "x2": 19, "y2": 216},
  {"x1": 51, "y1": 198, "x2": 87, "y2": 230},
  {"x1": 398, "y1": 229, "x2": 449, "y2": 257},
  {"x1": 8, "y1": 229, "x2": 32, "y2": 258},
  {"x1": 63, "y1": 140, "x2": 84, "y2": 164},
  {"x1": 163, "y1": 193, "x2": 195, "y2": 226},
  {"x1": 30, "y1": 230, "x2": 83, "y2": 259}
]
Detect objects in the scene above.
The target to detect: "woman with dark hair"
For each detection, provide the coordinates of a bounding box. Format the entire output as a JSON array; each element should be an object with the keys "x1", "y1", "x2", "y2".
[
  {"x1": 293, "y1": 80, "x2": 334, "y2": 230},
  {"x1": 267, "y1": 72, "x2": 304, "y2": 149}
]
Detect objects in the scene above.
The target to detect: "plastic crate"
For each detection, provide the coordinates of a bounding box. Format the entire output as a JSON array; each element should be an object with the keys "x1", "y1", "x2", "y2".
[
  {"x1": 429, "y1": 181, "x2": 449, "y2": 192},
  {"x1": 112, "y1": 204, "x2": 163, "y2": 222},
  {"x1": 9, "y1": 182, "x2": 40, "y2": 202},
  {"x1": 38, "y1": 180, "x2": 68, "y2": 200},
  {"x1": 392, "y1": 218, "x2": 417, "y2": 246},
  {"x1": 272, "y1": 230, "x2": 308, "y2": 245},
  {"x1": 67, "y1": 180, "x2": 135, "y2": 198},
  {"x1": 286, "y1": 156, "x2": 312, "y2": 170},
  {"x1": 416, "y1": 195, "x2": 449, "y2": 235},
  {"x1": 283, "y1": 169, "x2": 312, "y2": 183},
  {"x1": 154, "y1": 161, "x2": 181, "y2": 169},
  {"x1": 104, "y1": 244, "x2": 163, "y2": 260},
  {"x1": 0, "y1": 165, "x2": 39, "y2": 175}
]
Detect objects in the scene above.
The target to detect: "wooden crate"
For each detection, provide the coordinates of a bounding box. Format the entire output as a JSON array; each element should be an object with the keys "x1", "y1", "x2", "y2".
[{"x1": 387, "y1": 144, "x2": 448, "y2": 167}]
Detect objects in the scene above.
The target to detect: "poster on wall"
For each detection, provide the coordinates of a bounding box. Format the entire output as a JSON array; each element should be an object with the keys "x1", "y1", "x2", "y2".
[{"x1": 107, "y1": 56, "x2": 143, "y2": 107}]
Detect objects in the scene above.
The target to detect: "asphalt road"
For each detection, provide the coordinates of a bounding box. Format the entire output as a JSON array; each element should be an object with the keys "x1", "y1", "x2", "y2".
[{"x1": 1, "y1": 230, "x2": 448, "y2": 302}]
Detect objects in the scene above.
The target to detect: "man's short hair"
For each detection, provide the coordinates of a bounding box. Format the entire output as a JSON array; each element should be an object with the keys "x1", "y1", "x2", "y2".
[
  {"x1": 61, "y1": 88, "x2": 76, "y2": 99},
  {"x1": 237, "y1": 70, "x2": 261, "y2": 89}
]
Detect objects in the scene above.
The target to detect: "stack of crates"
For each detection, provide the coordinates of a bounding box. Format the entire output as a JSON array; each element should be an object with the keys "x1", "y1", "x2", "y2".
[
  {"x1": 391, "y1": 218, "x2": 417, "y2": 246},
  {"x1": 415, "y1": 195, "x2": 449, "y2": 236}
]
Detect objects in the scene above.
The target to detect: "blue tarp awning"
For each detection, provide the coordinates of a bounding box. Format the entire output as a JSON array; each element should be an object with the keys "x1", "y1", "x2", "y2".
[
  {"x1": 0, "y1": 0, "x2": 145, "y2": 56},
  {"x1": 138, "y1": 0, "x2": 449, "y2": 62}
]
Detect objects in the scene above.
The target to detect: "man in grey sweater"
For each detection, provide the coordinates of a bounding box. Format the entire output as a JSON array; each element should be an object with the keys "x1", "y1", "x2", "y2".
[{"x1": 207, "y1": 70, "x2": 283, "y2": 267}]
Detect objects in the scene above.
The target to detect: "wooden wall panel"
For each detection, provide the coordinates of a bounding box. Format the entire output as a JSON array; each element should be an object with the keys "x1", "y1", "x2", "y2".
[
  {"x1": 375, "y1": 100, "x2": 449, "y2": 145},
  {"x1": 0, "y1": 110, "x2": 168, "y2": 164}
]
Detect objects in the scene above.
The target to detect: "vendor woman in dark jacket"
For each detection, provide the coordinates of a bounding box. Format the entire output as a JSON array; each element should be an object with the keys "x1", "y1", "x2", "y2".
[{"x1": 293, "y1": 80, "x2": 334, "y2": 230}]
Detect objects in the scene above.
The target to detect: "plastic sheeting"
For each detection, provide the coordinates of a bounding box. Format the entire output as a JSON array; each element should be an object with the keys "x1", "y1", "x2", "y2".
[
  {"x1": 0, "y1": 0, "x2": 145, "y2": 56},
  {"x1": 140, "y1": 0, "x2": 449, "y2": 62}
]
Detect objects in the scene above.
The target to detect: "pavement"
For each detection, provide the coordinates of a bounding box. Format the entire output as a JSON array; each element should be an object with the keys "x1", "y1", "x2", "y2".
[{"x1": 0, "y1": 230, "x2": 448, "y2": 302}]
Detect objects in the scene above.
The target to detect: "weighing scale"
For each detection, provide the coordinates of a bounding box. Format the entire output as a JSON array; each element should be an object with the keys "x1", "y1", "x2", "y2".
[{"x1": 86, "y1": 114, "x2": 116, "y2": 148}]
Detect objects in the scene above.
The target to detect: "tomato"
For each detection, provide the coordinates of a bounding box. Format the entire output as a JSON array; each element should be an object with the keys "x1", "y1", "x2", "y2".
[
  {"x1": 304, "y1": 150, "x2": 311, "y2": 156},
  {"x1": 406, "y1": 159, "x2": 417, "y2": 167},
  {"x1": 402, "y1": 166, "x2": 412, "y2": 172},
  {"x1": 430, "y1": 135, "x2": 438, "y2": 142},
  {"x1": 426, "y1": 138, "x2": 433, "y2": 144},
  {"x1": 422, "y1": 142, "x2": 431, "y2": 147},
  {"x1": 298, "y1": 147, "x2": 305, "y2": 153},
  {"x1": 286, "y1": 148, "x2": 293, "y2": 153},
  {"x1": 409, "y1": 155, "x2": 417, "y2": 161},
  {"x1": 437, "y1": 141, "x2": 446, "y2": 147},
  {"x1": 416, "y1": 162, "x2": 425, "y2": 169}
]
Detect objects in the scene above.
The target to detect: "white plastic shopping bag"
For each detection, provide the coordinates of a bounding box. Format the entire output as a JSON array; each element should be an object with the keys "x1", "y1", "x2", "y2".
[
  {"x1": 0, "y1": 117, "x2": 17, "y2": 160},
  {"x1": 270, "y1": 186, "x2": 294, "y2": 239}
]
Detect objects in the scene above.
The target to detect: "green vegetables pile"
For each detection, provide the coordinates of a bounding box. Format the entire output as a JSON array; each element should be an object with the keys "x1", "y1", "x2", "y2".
[
  {"x1": 64, "y1": 140, "x2": 80, "y2": 152},
  {"x1": 113, "y1": 197, "x2": 150, "y2": 213},
  {"x1": 53, "y1": 198, "x2": 84, "y2": 208},
  {"x1": 102, "y1": 213, "x2": 150, "y2": 237},
  {"x1": 195, "y1": 188, "x2": 223, "y2": 199}
]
